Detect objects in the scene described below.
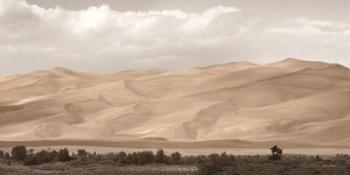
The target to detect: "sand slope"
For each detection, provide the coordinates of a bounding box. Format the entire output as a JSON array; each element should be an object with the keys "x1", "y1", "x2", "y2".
[{"x1": 1, "y1": 58, "x2": 350, "y2": 147}]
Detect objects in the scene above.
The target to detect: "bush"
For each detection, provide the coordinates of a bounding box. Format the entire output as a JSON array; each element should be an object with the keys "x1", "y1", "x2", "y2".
[
  {"x1": 4, "y1": 152, "x2": 10, "y2": 159},
  {"x1": 220, "y1": 152, "x2": 231, "y2": 167},
  {"x1": 115, "y1": 151, "x2": 127, "y2": 163},
  {"x1": 35, "y1": 150, "x2": 52, "y2": 164},
  {"x1": 198, "y1": 162, "x2": 223, "y2": 175},
  {"x1": 24, "y1": 155, "x2": 37, "y2": 166},
  {"x1": 126, "y1": 152, "x2": 139, "y2": 164},
  {"x1": 137, "y1": 151, "x2": 155, "y2": 165},
  {"x1": 57, "y1": 148, "x2": 70, "y2": 161},
  {"x1": 155, "y1": 149, "x2": 166, "y2": 164},
  {"x1": 0, "y1": 150, "x2": 4, "y2": 159},
  {"x1": 77, "y1": 149, "x2": 88, "y2": 160},
  {"x1": 11, "y1": 145, "x2": 27, "y2": 161},
  {"x1": 170, "y1": 152, "x2": 182, "y2": 164}
]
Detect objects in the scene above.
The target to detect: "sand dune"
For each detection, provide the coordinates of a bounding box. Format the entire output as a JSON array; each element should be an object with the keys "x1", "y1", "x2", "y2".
[{"x1": 1, "y1": 58, "x2": 350, "y2": 148}]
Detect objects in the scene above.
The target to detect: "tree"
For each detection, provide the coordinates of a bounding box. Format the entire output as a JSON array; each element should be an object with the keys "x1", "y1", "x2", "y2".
[
  {"x1": 77, "y1": 149, "x2": 88, "y2": 160},
  {"x1": 34, "y1": 150, "x2": 52, "y2": 164},
  {"x1": 0, "y1": 150, "x2": 4, "y2": 159},
  {"x1": 116, "y1": 151, "x2": 127, "y2": 163},
  {"x1": 57, "y1": 148, "x2": 70, "y2": 161},
  {"x1": 28, "y1": 149, "x2": 34, "y2": 156},
  {"x1": 50, "y1": 150, "x2": 58, "y2": 161},
  {"x1": 155, "y1": 149, "x2": 166, "y2": 164},
  {"x1": 126, "y1": 152, "x2": 137, "y2": 164},
  {"x1": 24, "y1": 155, "x2": 37, "y2": 166},
  {"x1": 208, "y1": 153, "x2": 221, "y2": 164},
  {"x1": 270, "y1": 145, "x2": 283, "y2": 160},
  {"x1": 4, "y1": 152, "x2": 10, "y2": 160},
  {"x1": 11, "y1": 145, "x2": 27, "y2": 161},
  {"x1": 137, "y1": 151, "x2": 155, "y2": 165},
  {"x1": 170, "y1": 152, "x2": 182, "y2": 164},
  {"x1": 5, "y1": 152, "x2": 11, "y2": 165},
  {"x1": 220, "y1": 152, "x2": 230, "y2": 167}
]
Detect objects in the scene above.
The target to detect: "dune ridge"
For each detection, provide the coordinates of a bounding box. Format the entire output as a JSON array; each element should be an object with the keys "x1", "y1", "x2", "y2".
[{"x1": 1, "y1": 58, "x2": 350, "y2": 148}]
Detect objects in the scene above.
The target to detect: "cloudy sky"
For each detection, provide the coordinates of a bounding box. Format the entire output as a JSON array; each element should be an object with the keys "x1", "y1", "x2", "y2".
[{"x1": 1, "y1": 0, "x2": 350, "y2": 75}]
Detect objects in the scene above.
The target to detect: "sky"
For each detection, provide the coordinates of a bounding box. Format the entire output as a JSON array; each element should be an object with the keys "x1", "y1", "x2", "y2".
[{"x1": 1, "y1": 0, "x2": 350, "y2": 75}]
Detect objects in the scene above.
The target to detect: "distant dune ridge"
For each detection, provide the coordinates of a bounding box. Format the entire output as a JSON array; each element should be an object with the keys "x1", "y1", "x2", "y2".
[{"x1": 1, "y1": 58, "x2": 350, "y2": 148}]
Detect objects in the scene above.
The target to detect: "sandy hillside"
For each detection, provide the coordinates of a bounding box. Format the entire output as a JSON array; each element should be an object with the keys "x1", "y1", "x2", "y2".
[{"x1": 1, "y1": 58, "x2": 350, "y2": 147}]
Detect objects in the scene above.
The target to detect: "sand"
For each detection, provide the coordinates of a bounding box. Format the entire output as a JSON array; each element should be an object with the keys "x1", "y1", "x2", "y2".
[{"x1": 1, "y1": 58, "x2": 350, "y2": 148}]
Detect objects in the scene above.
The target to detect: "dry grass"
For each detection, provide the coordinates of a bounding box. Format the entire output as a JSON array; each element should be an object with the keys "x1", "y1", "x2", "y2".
[
  {"x1": 0, "y1": 161, "x2": 197, "y2": 175},
  {"x1": 2, "y1": 155, "x2": 350, "y2": 175}
]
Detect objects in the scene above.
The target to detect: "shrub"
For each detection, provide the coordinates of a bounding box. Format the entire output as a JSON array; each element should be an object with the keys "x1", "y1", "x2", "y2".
[
  {"x1": 170, "y1": 152, "x2": 182, "y2": 164},
  {"x1": 115, "y1": 151, "x2": 127, "y2": 163},
  {"x1": 220, "y1": 152, "x2": 231, "y2": 166},
  {"x1": 155, "y1": 149, "x2": 166, "y2": 164},
  {"x1": 198, "y1": 162, "x2": 223, "y2": 175},
  {"x1": 11, "y1": 145, "x2": 27, "y2": 161},
  {"x1": 126, "y1": 152, "x2": 137, "y2": 164},
  {"x1": 57, "y1": 148, "x2": 70, "y2": 161},
  {"x1": 24, "y1": 155, "x2": 37, "y2": 166},
  {"x1": 35, "y1": 150, "x2": 52, "y2": 164},
  {"x1": 77, "y1": 149, "x2": 88, "y2": 160},
  {"x1": 50, "y1": 150, "x2": 58, "y2": 161},
  {"x1": 0, "y1": 150, "x2": 4, "y2": 159},
  {"x1": 137, "y1": 151, "x2": 155, "y2": 165},
  {"x1": 4, "y1": 152, "x2": 10, "y2": 159}
]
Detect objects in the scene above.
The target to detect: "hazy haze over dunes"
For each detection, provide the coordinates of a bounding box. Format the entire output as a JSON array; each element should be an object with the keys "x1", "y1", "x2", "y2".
[{"x1": 1, "y1": 58, "x2": 350, "y2": 148}]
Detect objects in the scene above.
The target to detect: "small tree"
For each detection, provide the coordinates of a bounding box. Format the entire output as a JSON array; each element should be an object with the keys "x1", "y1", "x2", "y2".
[
  {"x1": 35, "y1": 150, "x2": 52, "y2": 164},
  {"x1": 24, "y1": 155, "x2": 37, "y2": 166},
  {"x1": 4, "y1": 152, "x2": 10, "y2": 160},
  {"x1": 77, "y1": 149, "x2": 88, "y2": 160},
  {"x1": 50, "y1": 150, "x2": 58, "y2": 161},
  {"x1": 126, "y1": 152, "x2": 137, "y2": 164},
  {"x1": 155, "y1": 149, "x2": 166, "y2": 164},
  {"x1": 220, "y1": 152, "x2": 230, "y2": 167},
  {"x1": 270, "y1": 145, "x2": 283, "y2": 160},
  {"x1": 57, "y1": 148, "x2": 70, "y2": 161},
  {"x1": 170, "y1": 152, "x2": 182, "y2": 164},
  {"x1": 137, "y1": 151, "x2": 155, "y2": 165},
  {"x1": 0, "y1": 150, "x2": 4, "y2": 159},
  {"x1": 116, "y1": 151, "x2": 127, "y2": 163},
  {"x1": 5, "y1": 152, "x2": 11, "y2": 165},
  {"x1": 11, "y1": 145, "x2": 27, "y2": 161},
  {"x1": 28, "y1": 149, "x2": 34, "y2": 156}
]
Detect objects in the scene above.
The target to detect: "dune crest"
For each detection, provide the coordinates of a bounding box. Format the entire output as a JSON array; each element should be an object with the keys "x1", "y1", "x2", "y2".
[{"x1": 1, "y1": 59, "x2": 350, "y2": 147}]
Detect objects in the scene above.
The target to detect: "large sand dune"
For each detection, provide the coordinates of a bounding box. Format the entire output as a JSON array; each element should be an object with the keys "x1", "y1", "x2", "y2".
[{"x1": 1, "y1": 58, "x2": 350, "y2": 148}]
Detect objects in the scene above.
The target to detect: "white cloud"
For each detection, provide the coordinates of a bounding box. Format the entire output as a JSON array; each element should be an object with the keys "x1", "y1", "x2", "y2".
[
  {"x1": 0, "y1": 0, "x2": 350, "y2": 74},
  {"x1": 269, "y1": 18, "x2": 350, "y2": 36},
  {"x1": 0, "y1": 0, "x2": 247, "y2": 74}
]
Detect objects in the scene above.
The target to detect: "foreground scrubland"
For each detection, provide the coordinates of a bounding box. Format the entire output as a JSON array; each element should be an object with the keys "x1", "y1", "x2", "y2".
[{"x1": 2, "y1": 146, "x2": 350, "y2": 175}]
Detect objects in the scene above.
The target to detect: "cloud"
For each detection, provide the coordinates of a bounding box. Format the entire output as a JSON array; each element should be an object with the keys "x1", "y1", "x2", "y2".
[
  {"x1": 260, "y1": 18, "x2": 350, "y2": 63},
  {"x1": 269, "y1": 18, "x2": 350, "y2": 36},
  {"x1": 0, "y1": 0, "x2": 247, "y2": 74},
  {"x1": 0, "y1": 0, "x2": 350, "y2": 74}
]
